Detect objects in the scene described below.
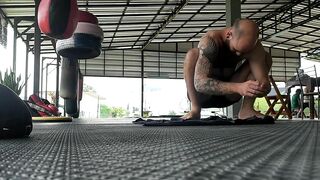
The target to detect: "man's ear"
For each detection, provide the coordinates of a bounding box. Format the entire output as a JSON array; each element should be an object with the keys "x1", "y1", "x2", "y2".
[{"x1": 226, "y1": 30, "x2": 232, "y2": 39}]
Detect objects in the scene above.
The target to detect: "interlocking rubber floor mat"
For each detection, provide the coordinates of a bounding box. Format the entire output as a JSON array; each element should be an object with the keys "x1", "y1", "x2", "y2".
[{"x1": 0, "y1": 121, "x2": 319, "y2": 179}]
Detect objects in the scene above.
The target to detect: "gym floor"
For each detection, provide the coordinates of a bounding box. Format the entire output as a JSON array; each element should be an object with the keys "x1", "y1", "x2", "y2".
[{"x1": 0, "y1": 119, "x2": 319, "y2": 179}]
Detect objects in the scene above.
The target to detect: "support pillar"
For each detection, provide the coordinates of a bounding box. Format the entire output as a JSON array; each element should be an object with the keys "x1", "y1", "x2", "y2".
[
  {"x1": 226, "y1": 0, "x2": 241, "y2": 118},
  {"x1": 12, "y1": 18, "x2": 18, "y2": 72},
  {"x1": 33, "y1": 0, "x2": 41, "y2": 95},
  {"x1": 226, "y1": 0, "x2": 241, "y2": 27},
  {"x1": 56, "y1": 55, "x2": 60, "y2": 106},
  {"x1": 141, "y1": 51, "x2": 144, "y2": 117},
  {"x1": 24, "y1": 35, "x2": 30, "y2": 100},
  {"x1": 41, "y1": 57, "x2": 45, "y2": 98}
]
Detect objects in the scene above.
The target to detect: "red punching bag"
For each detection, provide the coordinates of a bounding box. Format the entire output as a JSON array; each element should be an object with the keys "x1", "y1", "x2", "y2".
[{"x1": 38, "y1": 0, "x2": 78, "y2": 39}]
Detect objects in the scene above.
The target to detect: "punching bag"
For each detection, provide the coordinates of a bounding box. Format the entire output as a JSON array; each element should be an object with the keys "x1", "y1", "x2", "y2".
[
  {"x1": 0, "y1": 84, "x2": 32, "y2": 138},
  {"x1": 60, "y1": 57, "x2": 79, "y2": 99},
  {"x1": 38, "y1": 0, "x2": 78, "y2": 39}
]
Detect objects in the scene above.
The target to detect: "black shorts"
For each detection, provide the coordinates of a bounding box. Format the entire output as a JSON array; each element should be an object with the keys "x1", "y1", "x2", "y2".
[
  {"x1": 199, "y1": 94, "x2": 241, "y2": 108},
  {"x1": 187, "y1": 93, "x2": 241, "y2": 108}
]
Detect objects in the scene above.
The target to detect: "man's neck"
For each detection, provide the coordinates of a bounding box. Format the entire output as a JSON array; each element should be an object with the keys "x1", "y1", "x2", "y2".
[{"x1": 222, "y1": 27, "x2": 232, "y2": 51}]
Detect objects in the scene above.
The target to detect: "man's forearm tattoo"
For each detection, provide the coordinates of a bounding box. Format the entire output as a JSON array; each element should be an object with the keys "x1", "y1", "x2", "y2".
[
  {"x1": 194, "y1": 78, "x2": 224, "y2": 95},
  {"x1": 195, "y1": 36, "x2": 225, "y2": 95}
]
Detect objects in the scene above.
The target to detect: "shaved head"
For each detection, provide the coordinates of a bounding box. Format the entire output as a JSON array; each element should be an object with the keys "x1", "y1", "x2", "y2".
[
  {"x1": 231, "y1": 19, "x2": 259, "y2": 54},
  {"x1": 233, "y1": 19, "x2": 259, "y2": 38}
]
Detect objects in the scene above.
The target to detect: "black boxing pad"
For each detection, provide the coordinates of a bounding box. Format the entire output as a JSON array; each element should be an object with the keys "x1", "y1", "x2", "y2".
[
  {"x1": 56, "y1": 33, "x2": 102, "y2": 59},
  {"x1": 0, "y1": 84, "x2": 32, "y2": 138},
  {"x1": 38, "y1": 0, "x2": 78, "y2": 39},
  {"x1": 56, "y1": 11, "x2": 103, "y2": 59}
]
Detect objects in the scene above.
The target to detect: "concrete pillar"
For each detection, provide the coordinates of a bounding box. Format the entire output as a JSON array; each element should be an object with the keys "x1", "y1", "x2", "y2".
[
  {"x1": 141, "y1": 51, "x2": 144, "y2": 117},
  {"x1": 24, "y1": 35, "x2": 30, "y2": 100},
  {"x1": 33, "y1": 0, "x2": 41, "y2": 95},
  {"x1": 226, "y1": 0, "x2": 241, "y2": 118},
  {"x1": 56, "y1": 55, "x2": 60, "y2": 107},
  {"x1": 226, "y1": 0, "x2": 241, "y2": 27},
  {"x1": 12, "y1": 18, "x2": 18, "y2": 73}
]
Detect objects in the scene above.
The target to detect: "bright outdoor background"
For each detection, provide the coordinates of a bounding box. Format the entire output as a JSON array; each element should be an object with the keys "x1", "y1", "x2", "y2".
[{"x1": 1, "y1": 22, "x2": 319, "y2": 118}]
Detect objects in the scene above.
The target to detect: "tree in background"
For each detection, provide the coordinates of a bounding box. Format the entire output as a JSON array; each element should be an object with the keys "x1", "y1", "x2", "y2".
[
  {"x1": 111, "y1": 107, "x2": 128, "y2": 117},
  {"x1": 100, "y1": 104, "x2": 112, "y2": 118},
  {"x1": 100, "y1": 104, "x2": 129, "y2": 118}
]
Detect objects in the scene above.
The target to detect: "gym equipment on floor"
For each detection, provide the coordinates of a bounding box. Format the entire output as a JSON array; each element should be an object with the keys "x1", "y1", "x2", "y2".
[
  {"x1": 32, "y1": 116, "x2": 72, "y2": 122},
  {"x1": 0, "y1": 84, "x2": 32, "y2": 138}
]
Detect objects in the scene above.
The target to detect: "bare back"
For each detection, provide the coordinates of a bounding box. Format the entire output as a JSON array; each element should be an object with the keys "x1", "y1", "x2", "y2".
[{"x1": 197, "y1": 30, "x2": 243, "y2": 81}]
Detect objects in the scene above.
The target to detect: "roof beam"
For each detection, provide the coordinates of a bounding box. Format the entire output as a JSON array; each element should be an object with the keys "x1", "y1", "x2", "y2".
[
  {"x1": 271, "y1": 28, "x2": 319, "y2": 49},
  {"x1": 186, "y1": 14, "x2": 225, "y2": 41},
  {"x1": 133, "y1": 0, "x2": 169, "y2": 47},
  {"x1": 263, "y1": 13, "x2": 320, "y2": 40},
  {"x1": 0, "y1": 1, "x2": 289, "y2": 9},
  {"x1": 5, "y1": 9, "x2": 278, "y2": 19},
  {"x1": 0, "y1": 2, "x2": 186, "y2": 9},
  {"x1": 107, "y1": 0, "x2": 130, "y2": 49},
  {"x1": 0, "y1": 7, "x2": 14, "y2": 27},
  {"x1": 164, "y1": 0, "x2": 212, "y2": 42},
  {"x1": 17, "y1": 22, "x2": 34, "y2": 39},
  {"x1": 261, "y1": 0, "x2": 320, "y2": 39},
  {"x1": 256, "y1": 0, "x2": 304, "y2": 25},
  {"x1": 142, "y1": 0, "x2": 190, "y2": 50}
]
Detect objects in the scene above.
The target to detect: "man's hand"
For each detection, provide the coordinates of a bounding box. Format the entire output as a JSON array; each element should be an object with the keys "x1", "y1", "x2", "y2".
[
  {"x1": 257, "y1": 81, "x2": 271, "y2": 97},
  {"x1": 237, "y1": 80, "x2": 266, "y2": 97}
]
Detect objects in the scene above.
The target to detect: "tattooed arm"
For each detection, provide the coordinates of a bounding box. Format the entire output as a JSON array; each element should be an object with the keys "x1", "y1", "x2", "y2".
[{"x1": 194, "y1": 36, "x2": 240, "y2": 95}]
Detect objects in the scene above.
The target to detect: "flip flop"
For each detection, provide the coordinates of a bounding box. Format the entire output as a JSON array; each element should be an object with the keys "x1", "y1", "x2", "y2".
[
  {"x1": 132, "y1": 118, "x2": 146, "y2": 124},
  {"x1": 234, "y1": 115, "x2": 275, "y2": 125}
]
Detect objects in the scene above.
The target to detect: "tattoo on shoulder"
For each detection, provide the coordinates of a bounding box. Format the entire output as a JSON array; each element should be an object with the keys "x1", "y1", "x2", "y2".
[{"x1": 199, "y1": 37, "x2": 219, "y2": 62}]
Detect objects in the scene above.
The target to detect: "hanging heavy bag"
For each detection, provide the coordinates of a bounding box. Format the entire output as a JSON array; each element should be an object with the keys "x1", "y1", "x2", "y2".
[
  {"x1": 0, "y1": 84, "x2": 32, "y2": 138},
  {"x1": 38, "y1": 0, "x2": 78, "y2": 39},
  {"x1": 60, "y1": 57, "x2": 79, "y2": 100}
]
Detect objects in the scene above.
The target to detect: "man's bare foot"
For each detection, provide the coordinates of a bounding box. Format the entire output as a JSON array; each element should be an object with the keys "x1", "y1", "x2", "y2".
[
  {"x1": 238, "y1": 109, "x2": 265, "y2": 119},
  {"x1": 181, "y1": 111, "x2": 200, "y2": 120}
]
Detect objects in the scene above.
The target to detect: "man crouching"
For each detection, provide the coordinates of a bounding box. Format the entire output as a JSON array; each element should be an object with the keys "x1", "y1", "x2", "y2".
[{"x1": 182, "y1": 19, "x2": 272, "y2": 120}]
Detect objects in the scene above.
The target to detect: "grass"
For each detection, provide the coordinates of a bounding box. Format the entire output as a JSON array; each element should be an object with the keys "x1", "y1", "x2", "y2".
[{"x1": 254, "y1": 97, "x2": 319, "y2": 117}]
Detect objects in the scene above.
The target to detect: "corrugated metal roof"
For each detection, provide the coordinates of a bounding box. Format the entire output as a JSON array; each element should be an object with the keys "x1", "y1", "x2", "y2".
[
  {"x1": 0, "y1": 0, "x2": 318, "y2": 81},
  {"x1": 0, "y1": 0, "x2": 319, "y2": 55}
]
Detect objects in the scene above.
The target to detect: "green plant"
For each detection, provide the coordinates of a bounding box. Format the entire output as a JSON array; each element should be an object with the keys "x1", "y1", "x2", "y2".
[{"x1": 0, "y1": 69, "x2": 26, "y2": 95}]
